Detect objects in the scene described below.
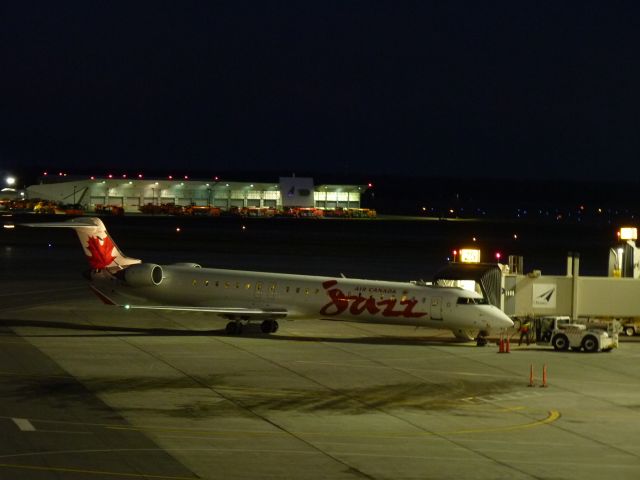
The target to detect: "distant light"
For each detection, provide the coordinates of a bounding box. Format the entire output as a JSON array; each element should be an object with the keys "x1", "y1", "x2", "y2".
[
  {"x1": 122, "y1": 174, "x2": 127, "y2": 178},
  {"x1": 3, "y1": 224, "x2": 15, "y2": 229},
  {"x1": 495, "y1": 252, "x2": 501, "y2": 261},
  {"x1": 460, "y1": 248, "x2": 481, "y2": 263},
  {"x1": 472, "y1": 237, "x2": 477, "y2": 242},
  {"x1": 124, "y1": 304, "x2": 131, "y2": 310},
  {"x1": 138, "y1": 174, "x2": 143, "y2": 179},
  {"x1": 108, "y1": 174, "x2": 113, "y2": 179},
  {"x1": 58, "y1": 172, "x2": 63, "y2": 176},
  {"x1": 168, "y1": 175, "x2": 173, "y2": 180},
  {"x1": 180, "y1": 182, "x2": 184, "y2": 186},
  {"x1": 43, "y1": 171, "x2": 48, "y2": 176},
  {"x1": 513, "y1": 234, "x2": 518, "y2": 240},
  {"x1": 63, "y1": 173, "x2": 67, "y2": 176},
  {"x1": 205, "y1": 183, "x2": 210, "y2": 187},
  {"x1": 154, "y1": 182, "x2": 159, "y2": 185},
  {"x1": 20, "y1": 192, "x2": 24, "y2": 196},
  {"x1": 90, "y1": 176, "x2": 95, "y2": 180},
  {"x1": 128, "y1": 181, "x2": 133, "y2": 185},
  {"x1": 5, "y1": 176, "x2": 16, "y2": 186},
  {"x1": 242, "y1": 225, "x2": 246, "y2": 231},
  {"x1": 214, "y1": 176, "x2": 219, "y2": 181},
  {"x1": 184, "y1": 175, "x2": 189, "y2": 180},
  {"x1": 249, "y1": 184, "x2": 254, "y2": 188},
  {"x1": 449, "y1": 209, "x2": 454, "y2": 214},
  {"x1": 367, "y1": 183, "x2": 373, "y2": 188},
  {"x1": 176, "y1": 227, "x2": 181, "y2": 232},
  {"x1": 620, "y1": 227, "x2": 638, "y2": 240},
  {"x1": 225, "y1": 183, "x2": 229, "y2": 187}
]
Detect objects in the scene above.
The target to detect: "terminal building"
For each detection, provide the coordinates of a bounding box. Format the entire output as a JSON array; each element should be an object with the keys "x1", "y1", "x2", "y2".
[{"x1": 26, "y1": 176, "x2": 370, "y2": 213}]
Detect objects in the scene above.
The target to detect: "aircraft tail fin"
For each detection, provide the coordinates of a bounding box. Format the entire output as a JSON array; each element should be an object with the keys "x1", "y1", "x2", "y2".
[{"x1": 22, "y1": 217, "x2": 141, "y2": 270}]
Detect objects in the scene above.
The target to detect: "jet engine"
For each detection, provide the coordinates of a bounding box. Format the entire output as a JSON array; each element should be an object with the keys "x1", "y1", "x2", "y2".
[
  {"x1": 122, "y1": 263, "x2": 164, "y2": 287},
  {"x1": 171, "y1": 263, "x2": 202, "y2": 268}
]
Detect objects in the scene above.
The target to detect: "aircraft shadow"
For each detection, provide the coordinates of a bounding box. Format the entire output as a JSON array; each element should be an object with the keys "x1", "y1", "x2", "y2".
[{"x1": 0, "y1": 318, "x2": 477, "y2": 347}]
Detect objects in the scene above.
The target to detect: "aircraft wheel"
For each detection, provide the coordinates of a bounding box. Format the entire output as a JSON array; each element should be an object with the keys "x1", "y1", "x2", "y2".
[
  {"x1": 552, "y1": 334, "x2": 569, "y2": 351},
  {"x1": 225, "y1": 321, "x2": 238, "y2": 335},
  {"x1": 624, "y1": 326, "x2": 636, "y2": 337},
  {"x1": 476, "y1": 336, "x2": 487, "y2": 347},
  {"x1": 260, "y1": 320, "x2": 280, "y2": 334},
  {"x1": 581, "y1": 335, "x2": 599, "y2": 353},
  {"x1": 260, "y1": 320, "x2": 272, "y2": 333}
]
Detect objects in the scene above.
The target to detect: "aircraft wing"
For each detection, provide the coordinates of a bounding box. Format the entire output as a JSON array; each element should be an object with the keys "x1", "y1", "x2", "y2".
[
  {"x1": 121, "y1": 304, "x2": 288, "y2": 319},
  {"x1": 89, "y1": 286, "x2": 288, "y2": 319}
]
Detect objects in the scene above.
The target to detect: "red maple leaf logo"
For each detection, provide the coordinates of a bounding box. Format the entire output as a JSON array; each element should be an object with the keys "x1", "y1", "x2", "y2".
[{"x1": 86, "y1": 236, "x2": 116, "y2": 269}]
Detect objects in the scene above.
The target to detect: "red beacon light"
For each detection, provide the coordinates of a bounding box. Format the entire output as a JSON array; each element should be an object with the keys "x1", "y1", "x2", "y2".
[
  {"x1": 184, "y1": 175, "x2": 189, "y2": 180},
  {"x1": 495, "y1": 252, "x2": 502, "y2": 261},
  {"x1": 138, "y1": 174, "x2": 143, "y2": 179},
  {"x1": 107, "y1": 174, "x2": 113, "y2": 179},
  {"x1": 168, "y1": 175, "x2": 173, "y2": 180},
  {"x1": 367, "y1": 182, "x2": 373, "y2": 188}
]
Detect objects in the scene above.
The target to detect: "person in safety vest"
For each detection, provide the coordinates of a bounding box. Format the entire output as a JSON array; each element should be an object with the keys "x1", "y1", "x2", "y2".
[{"x1": 519, "y1": 319, "x2": 532, "y2": 346}]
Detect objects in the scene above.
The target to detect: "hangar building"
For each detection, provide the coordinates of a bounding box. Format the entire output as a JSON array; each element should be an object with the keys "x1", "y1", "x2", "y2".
[{"x1": 26, "y1": 176, "x2": 368, "y2": 213}]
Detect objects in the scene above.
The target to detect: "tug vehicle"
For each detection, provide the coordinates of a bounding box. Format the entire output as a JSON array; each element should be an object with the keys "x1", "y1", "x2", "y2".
[{"x1": 534, "y1": 316, "x2": 618, "y2": 352}]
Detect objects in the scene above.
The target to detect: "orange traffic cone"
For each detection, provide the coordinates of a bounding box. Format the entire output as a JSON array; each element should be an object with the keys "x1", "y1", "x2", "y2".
[
  {"x1": 505, "y1": 336, "x2": 511, "y2": 353},
  {"x1": 528, "y1": 364, "x2": 535, "y2": 387},
  {"x1": 498, "y1": 334, "x2": 504, "y2": 353},
  {"x1": 540, "y1": 364, "x2": 548, "y2": 388}
]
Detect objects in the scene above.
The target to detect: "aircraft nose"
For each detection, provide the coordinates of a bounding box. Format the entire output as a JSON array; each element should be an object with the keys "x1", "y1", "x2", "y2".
[{"x1": 498, "y1": 310, "x2": 514, "y2": 329}]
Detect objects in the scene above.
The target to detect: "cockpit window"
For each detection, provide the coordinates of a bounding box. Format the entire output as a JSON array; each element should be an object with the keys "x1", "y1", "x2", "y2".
[{"x1": 457, "y1": 297, "x2": 488, "y2": 305}]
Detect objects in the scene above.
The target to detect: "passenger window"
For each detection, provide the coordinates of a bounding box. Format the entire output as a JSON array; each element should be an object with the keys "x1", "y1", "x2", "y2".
[
  {"x1": 224, "y1": 281, "x2": 230, "y2": 289},
  {"x1": 296, "y1": 287, "x2": 300, "y2": 294},
  {"x1": 285, "y1": 286, "x2": 290, "y2": 293},
  {"x1": 192, "y1": 280, "x2": 197, "y2": 286},
  {"x1": 245, "y1": 283, "x2": 251, "y2": 289},
  {"x1": 205, "y1": 280, "x2": 209, "y2": 287}
]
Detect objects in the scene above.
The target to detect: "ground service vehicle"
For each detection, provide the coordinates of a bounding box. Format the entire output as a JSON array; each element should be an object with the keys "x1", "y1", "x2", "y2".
[{"x1": 535, "y1": 316, "x2": 618, "y2": 352}]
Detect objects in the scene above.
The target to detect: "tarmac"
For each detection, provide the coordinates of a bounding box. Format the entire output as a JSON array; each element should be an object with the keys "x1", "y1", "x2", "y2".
[{"x1": 1, "y1": 220, "x2": 640, "y2": 479}]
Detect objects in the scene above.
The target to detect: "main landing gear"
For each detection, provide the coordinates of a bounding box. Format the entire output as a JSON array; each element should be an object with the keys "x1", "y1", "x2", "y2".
[{"x1": 224, "y1": 319, "x2": 279, "y2": 335}]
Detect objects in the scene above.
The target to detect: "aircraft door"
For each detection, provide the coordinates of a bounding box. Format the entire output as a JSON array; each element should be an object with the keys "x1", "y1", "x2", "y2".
[{"x1": 431, "y1": 297, "x2": 442, "y2": 320}]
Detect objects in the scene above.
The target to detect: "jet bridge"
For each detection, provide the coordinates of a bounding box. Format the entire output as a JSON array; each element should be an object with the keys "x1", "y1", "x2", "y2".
[{"x1": 434, "y1": 253, "x2": 640, "y2": 321}]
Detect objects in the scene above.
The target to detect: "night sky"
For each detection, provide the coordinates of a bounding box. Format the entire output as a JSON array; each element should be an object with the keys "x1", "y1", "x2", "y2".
[{"x1": 2, "y1": 2, "x2": 640, "y2": 181}]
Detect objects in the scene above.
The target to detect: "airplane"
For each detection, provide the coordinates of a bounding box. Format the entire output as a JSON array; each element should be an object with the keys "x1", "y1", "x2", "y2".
[{"x1": 22, "y1": 217, "x2": 513, "y2": 344}]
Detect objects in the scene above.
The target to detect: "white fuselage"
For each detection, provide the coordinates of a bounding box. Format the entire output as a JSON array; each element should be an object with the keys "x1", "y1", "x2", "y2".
[{"x1": 94, "y1": 264, "x2": 513, "y2": 334}]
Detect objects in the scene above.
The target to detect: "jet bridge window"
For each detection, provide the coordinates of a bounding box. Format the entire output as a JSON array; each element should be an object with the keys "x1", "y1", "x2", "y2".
[{"x1": 457, "y1": 297, "x2": 488, "y2": 305}]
